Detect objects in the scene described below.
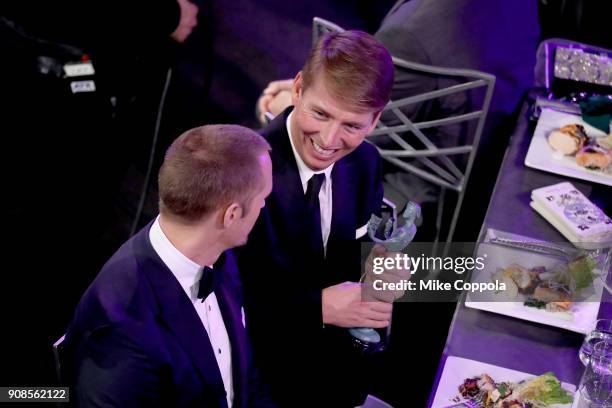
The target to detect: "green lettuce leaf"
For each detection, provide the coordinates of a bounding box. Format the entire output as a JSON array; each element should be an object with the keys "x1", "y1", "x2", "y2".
[
  {"x1": 516, "y1": 372, "x2": 573, "y2": 405},
  {"x1": 537, "y1": 372, "x2": 573, "y2": 404},
  {"x1": 569, "y1": 255, "x2": 596, "y2": 291}
]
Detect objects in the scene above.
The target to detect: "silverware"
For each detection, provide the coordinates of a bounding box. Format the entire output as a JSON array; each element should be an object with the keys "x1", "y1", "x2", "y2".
[
  {"x1": 440, "y1": 400, "x2": 479, "y2": 408},
  {"x1": 488, "y1": 236, "x2": 577, "y2": 259}
]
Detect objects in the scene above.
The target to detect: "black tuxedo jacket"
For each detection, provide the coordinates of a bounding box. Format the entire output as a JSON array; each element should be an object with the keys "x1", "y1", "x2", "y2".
[
  {"x1": 65, "y1": 222, "x2": 275, "y2": 408},
  {"x1": 237, "y1": 108, "x2": 384, "y2": 407}
]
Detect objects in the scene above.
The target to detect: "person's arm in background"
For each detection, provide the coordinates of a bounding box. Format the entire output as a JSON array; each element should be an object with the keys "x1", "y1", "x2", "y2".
[
  {"x1": 374, "y1": 4, "x2": 469, "y2": 152},
  {"x1": 170, "y1": 0, "x2": 199, "y2": 44},
  {"x1": 256, "y1": 79, "x2": 294, "y2": 125}
]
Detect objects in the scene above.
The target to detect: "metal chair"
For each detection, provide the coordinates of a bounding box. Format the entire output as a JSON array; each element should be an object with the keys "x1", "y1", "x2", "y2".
[
  {"x1": 369, "y1": 58, "x2": 495, "y2": 253},
  {"x1": 311, "y1": 17, "x2": 344, "y2": 46},
  {"x1": 312, "y1": 18, "x2": 496, "y2": 255},
  {"x1": 52, "y1": 334, "x2": 66, "y2": 385},
  {"x1": 52, "y1": 333, "x2": 70, "y2": 407}
]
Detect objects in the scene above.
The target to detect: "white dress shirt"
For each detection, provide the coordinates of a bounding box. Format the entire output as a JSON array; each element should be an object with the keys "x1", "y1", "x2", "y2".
[
  {"x1": 149, "y1": 217, "x2": 233, "y2": 408},
  {"x1": 286, "y1": 112, "x2": 334, "y2": 252}
]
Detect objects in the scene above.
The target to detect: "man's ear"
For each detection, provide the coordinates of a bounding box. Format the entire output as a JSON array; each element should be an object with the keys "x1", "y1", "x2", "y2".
[
  {"x1": 291, "y1": 71, "x2": 303, "y2": 106},
  {"x1": 222, "y1": 203, "x2": 243, "y2": 228}
]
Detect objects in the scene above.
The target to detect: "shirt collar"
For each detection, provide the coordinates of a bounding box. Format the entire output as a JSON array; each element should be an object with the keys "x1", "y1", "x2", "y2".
[
  {"x1": 286, "y1": 111, "x2": 334, "y2": 193},
  {"x1": 149, "y1": 216, "x2": 204, "y2": 297}
]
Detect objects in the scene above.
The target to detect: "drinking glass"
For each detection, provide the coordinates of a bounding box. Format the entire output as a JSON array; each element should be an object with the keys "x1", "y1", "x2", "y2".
[
  {"x1": 580, "y1": 319, "x2": 612, "y2": 366},
  {"x1": 579, "y1": 341, "x2": 612, "y2": 407}
]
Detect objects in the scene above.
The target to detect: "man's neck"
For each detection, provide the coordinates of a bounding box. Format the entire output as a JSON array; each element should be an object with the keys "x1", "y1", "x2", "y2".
[{"x1": 158, "y1": 214, "x2": 225, "y2": 267}]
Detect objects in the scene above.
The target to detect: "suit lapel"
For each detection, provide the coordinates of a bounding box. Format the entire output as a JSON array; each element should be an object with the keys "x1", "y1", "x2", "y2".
[
  {"x1": 216, "y1": 279, "x2": 248, "y2": 408},
  {"x1": 134, "y1": 228, "x2": 228, "y2": 407},
  {"x1": 264, "y1": 109, "x2": 315, "y2": 249},
  {"x1": 328, "y1": 156, "x2": 359, "y2": 255}
]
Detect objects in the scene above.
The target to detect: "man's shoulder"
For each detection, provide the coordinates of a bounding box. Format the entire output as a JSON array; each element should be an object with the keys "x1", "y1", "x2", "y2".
[
  {"x1": 72, "y1": 233, "x2": 156, "y2": 329},
  {"x1": 258, "y1": 109, "x2": 290, "y2": 149},
  {"x1": 97, "y1": 232, "x2": 146, "y2": 291},
  {"x1": 343, "y1": 140, "x2": 381, "y2": 171}
]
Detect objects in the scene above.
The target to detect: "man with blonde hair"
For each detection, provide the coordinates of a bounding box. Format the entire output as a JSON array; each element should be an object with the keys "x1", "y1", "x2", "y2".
[
  {"x1": 238, "y1": 31, "x2": 396, "y2": 407},
  {"x1": 66, "y1": 125, "x2": 276, "y2": 407}
]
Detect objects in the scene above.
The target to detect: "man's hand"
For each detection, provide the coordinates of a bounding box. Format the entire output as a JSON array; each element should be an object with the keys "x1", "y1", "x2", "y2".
[
  {"x1": 363, "y1": 244, "x2": 411, "y2": 303},
  {"x1": 171, "y1": 0, "x2": 199, "y2": 43},
  {"x1": 257, "y1": 79, "x2": 293, "y2": 124},
  {"x1": 322, "y1": 282, "x2": 392, "y2": 328}
]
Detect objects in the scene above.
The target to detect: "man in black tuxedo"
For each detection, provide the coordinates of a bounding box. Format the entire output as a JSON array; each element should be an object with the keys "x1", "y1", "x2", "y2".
[
  {"x1": 237, "y1": 31, "x2": 396, "y2": 407},
  {"x1": 66, "y1": 125, "x2": 276, "y2": 407}
]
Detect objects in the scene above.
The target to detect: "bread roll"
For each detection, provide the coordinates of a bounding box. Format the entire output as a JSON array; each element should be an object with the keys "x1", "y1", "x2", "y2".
[{"x1": 547, "y1": 124, "x2": 587, "y2": 155}]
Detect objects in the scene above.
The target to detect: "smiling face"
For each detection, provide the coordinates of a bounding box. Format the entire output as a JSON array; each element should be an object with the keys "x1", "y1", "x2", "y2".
[{"x1": 289, "y1": 72, "x2": 381, "y2": 171}]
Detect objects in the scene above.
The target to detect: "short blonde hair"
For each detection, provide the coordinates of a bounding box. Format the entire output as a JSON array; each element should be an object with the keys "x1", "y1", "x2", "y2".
[
  {"x1": 302, "y1": 30, "x2": 394, "y2": 112},
  {"x1": 158, "y1": 125, "x2": 271, "y2": 222}
]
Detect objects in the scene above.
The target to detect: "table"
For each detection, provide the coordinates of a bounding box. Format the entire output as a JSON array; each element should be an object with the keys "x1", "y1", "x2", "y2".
[{"x1": 427, "y1": 95, "x2": 612, "y2": 406}]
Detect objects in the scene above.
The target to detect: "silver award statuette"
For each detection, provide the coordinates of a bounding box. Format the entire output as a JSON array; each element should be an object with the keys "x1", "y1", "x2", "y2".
[{"x1": 349, "y1": 201, "x2": 421, "y2": 353}]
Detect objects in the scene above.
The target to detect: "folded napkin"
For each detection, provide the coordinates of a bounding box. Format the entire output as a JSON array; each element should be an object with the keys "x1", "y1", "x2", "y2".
[
  {"x1": 580, "y1": 96, "x2": 612, "y2": 134},
  {"x1": 530, "y1": 182, "x2": 612, "y2": 248}
]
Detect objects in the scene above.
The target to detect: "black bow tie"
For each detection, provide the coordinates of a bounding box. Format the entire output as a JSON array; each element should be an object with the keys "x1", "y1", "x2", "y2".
[
  {"x1": 197, "y1": 267, "x2": 217, "y2": 301},
  {"x1": 197, "y1": 253, "x2": 226, "y2": 301}
]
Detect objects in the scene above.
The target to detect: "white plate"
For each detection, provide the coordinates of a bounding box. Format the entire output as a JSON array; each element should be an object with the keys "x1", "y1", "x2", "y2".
[
  {"x1": 464, "y1": 232, "x2": 605, "y2": 334},
  {"x1": 525, "y1": 108, "x2": 612, "y2": 186},
  {"x1": 431, "y1": 356, "x2": 577, "y2": 408}
]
